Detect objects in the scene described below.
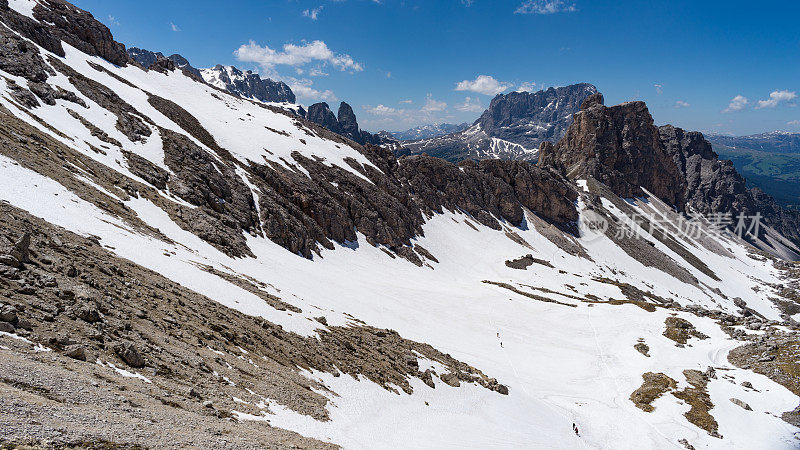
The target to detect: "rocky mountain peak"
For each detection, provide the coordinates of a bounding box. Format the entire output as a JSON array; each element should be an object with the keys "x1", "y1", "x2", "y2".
[
  {"x1": 0, "y1": 0, "x2": 130, "y2": 66},
  {"x1": 305, "y1": 101, "x2": 384, "y2": 146},
  {"x1": 477, "y1": 83, "x2": 598, "y2": 148},
  {"x1": 538, "y1": 95, "x2": 684, "y2": 207},
  {"x1": 127, "y1": 47, "x2": 203, "y2": 80},
  {"x1": 307, "y1": 102, "x2": 341, "y2": 135},
  {"x1": 337, "y1": 101, "x2": 359, "y2": 139},
  {"x1": 580, "y1": 92, "x2": 604, "y2": 110},
  {"x1": 199, "y1": 65, "x2": 295, "y2": 104},
  {"x1": 400, "y1": 83, "x2": 597, "y2": 163}
]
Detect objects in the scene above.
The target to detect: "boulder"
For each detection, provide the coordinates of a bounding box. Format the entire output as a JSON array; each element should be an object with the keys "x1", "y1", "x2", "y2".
[{"x1": 114, "y1": 342, "x2": 145, "y2": 368}]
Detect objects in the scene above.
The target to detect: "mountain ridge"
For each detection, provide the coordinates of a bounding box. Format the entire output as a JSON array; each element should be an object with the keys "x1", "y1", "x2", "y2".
[
  {"x1": 0, "y1": 1, "x2": 800, "y2": 448},
  {"x1": 401, "y1": 83, "x2": 597, "y2": 162}
]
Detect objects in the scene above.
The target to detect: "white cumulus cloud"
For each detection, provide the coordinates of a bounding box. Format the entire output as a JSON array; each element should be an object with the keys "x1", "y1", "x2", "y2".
[
  {"x1": 455, "y1": 96, "x2": 484, "y2": 112},
  {"x1": 756, "y1": 90, "x2": 796, "y2": 109},
  {"x1": 303, "y1": 6, "x2": 323, "y2": 20},
  {"x1": 515, "y1": 0, "x2": 577, "y2": 14},
  {"x1": 287, "y1": 78, "x2": 336, "y2": 102},
  {"x1": 723, "y1": 95, "x2": 748, "y2": 113},
  {"x1": 516, "y1": 81, "x2": 537, "y2": 92},
  {"x1": 455, "y1": 75, "x2": 512, "y2": 96},
  {"x1": 235, "y1": 40, "x2": 363, "y2": 73},
  {"x1": 422, "y1": 94, "x2": 447, "y2": 113},
  {"x1": 674, "y1": 100, "x2": 690, "y2": 108},
  {"x1": 366, "y1": 104, "x2": 400, "y2": 116},
  {"x1": 788, "y1": 120, "x2": 800, "y2": 127}
]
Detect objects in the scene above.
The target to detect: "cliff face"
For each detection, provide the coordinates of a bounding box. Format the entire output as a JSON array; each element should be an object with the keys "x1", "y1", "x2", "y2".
[
  {"x1": 200, "y1": 65, "x2": 295, "y2": 104},
  {"x1": 401, "y1": 83, "x2": 597, "y2": 163},
  {"x1": 0, "y1": 0, "x2": 130, "y2": 66},
  {"x1": 306, "y1": 101, "x2": 384, "y2": 146},
  {"x1": 661, "y1": 125, "x2": 800, "y2": 253},
  {"x1": 538, "y1": 91, "x2": 800, "y2": 256},
  {"x1": 477, "y1": 83, "x2": 598, "y2": 149},
  {"x1": 538, "y1": 93, "x2": 685, "y2": 208}
]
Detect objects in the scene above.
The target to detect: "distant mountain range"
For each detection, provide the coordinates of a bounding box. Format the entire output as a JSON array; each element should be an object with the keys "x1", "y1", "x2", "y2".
[
  {"x1": 200, "y1": 65, "x2": 295, "y2": 104},
  {"x1": 708, "y1": 131, "x2": 800, "y2": 154},
  {"x1": 400, "y1": 83, "x2": 597, "y2": 162},
  {"x1": 708, "y1": 131, "x2": 800, "y2": 210},
  {"x1": 392, "y1": 123, "x2": 471, "y2": 141},
  {"x1": 128, "y1": 48, "x2": 295, "y2": 104}
]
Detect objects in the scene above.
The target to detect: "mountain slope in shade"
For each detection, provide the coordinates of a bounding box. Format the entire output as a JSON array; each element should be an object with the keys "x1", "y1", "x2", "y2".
[
  {"x1": 402, "y1": 83, "x2": 597, "y2": 162},
  {"x1": 0, "y1": 1, "x2": 800, "y2": 449}
]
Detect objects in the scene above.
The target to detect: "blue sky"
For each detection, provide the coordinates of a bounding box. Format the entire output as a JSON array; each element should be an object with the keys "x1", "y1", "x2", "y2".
[{"x1": 74, "y1": 0, "x2": 799, "y2": 135}]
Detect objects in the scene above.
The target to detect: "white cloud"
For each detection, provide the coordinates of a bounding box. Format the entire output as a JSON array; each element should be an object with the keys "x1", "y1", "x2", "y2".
[
  {"x1": 366, "y1": 104, "x2": 400, "y2": 116},
  {"x1": 309, "y1": 67, "x2": 328, "y2": 77},
  {"x1": 107, "y1": 15, "x2": 120, "y2": 26},
  {"x1": 654, "y1": 84, "x2": 663, "y2": 95},
  {"x1": 386, "y1": 71, "x2": 392, "y2": 79},
  {"x1": 674, "y1": 100, "x2": 690, "y2": 108},
  {"x1": 455, "y1": 75, "x2": 512, "y2": 96},
  {"x1": 788, "y1": 120, "x2": 800, "y2": 127},
  {"x1": 723, "y1": 95, "x2": 748, "y2": 113},
  {"x1": 516, "y1": 81, "x2": 537, "y2": 92},
  {"x1": 515, "y1": 0, "x2": 577, "y2": 14},
  {"x1": 235, "y1": 40, "x2": 363, "y2": 73},
  {"x1": 303, "y1": 6, "x2": 323, "y2": 20},
  {"x1": 288, "y1": 78, "x2": 336, "y2": 102},
  {"x1": 422, "y1": 94, "x2": 447, "y2": 112},
  {"x1": 170, "y1": 22, "x2": 180, "y2": 32},
  {"x1": 461, "y1": 0, "x2": 474, "y2": 6},
  {"x1": 399, "y1": 99, "x2": 413, "y2": 104},
  {"x1": 455, "y1": 96, "x2": 484, "y2": 112},
  {"x1": 756, "y1": 90, "x2": 797, "y2": 109}
]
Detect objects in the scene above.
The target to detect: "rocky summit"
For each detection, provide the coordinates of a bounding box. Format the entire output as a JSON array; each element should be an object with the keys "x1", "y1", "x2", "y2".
[
  {"x1": 200, "y1": 64, "x2": 295, "y2": 104},
  {"x1": 401, "y1": 83, "x2": 597, "y2": 163},
  {"x1": 0, "y1": 1, "x2": 799, "y2": 449},
  {"x1": 306, "y1": 101, "x2": 386, "y2": 146}
]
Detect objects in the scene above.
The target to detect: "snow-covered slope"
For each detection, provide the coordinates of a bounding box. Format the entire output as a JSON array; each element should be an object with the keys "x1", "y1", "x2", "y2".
[
  {"x1": 403, "y1": 123, "x2": 540, "y2": 162},
  {"x1": 0, "y1": 2, "x2": 799, "y2": 449}
]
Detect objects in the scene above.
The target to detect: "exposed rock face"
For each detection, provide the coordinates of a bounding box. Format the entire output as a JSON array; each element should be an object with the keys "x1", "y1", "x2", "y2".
[
  {"x1": 478, "y1": 83, "x2": 598, "y2": 149},
  {"x1": 167, "y1": 53, "x2": 203, "y2": 80},
  {"x1": 307, "y1": 102, "x2": 342, "y2": 135},
  {"x1": 539, "y1": 95, "x2": 684, "y2": 207},
  {"x1": 0, "y1": 25, "x2": 53, "y2": 82},
  {"x1": 200, "y1": 64, "x2": 295, "y2": 103},
  {"x1": 32, "y1": 0, "x2": 130, "y2": 66},
  {"x1": 337, "y1": 102, "x2": 360, "y2": 141},
  {"x1": 127, "y1": 47, "x2": 203, "y2": 80},
  {"x1": 161, "y1": 128, "x2": 259, "y2": 257},
  {"x1": 127, "y1": 47, "x2": 161, "y2": 68},
  {"x1": 397, "y1": 157, "x2": 578, "y2": 228},
  {"x1": 402, "y1": 84, "x2": 597, "y2": 163},
  {"x1": 538, "y1": 91, "x2": 800, "y2": 258},
  {"x1": 660, "y1": 124, "x2": 800, "y2": 253},
  {"x1": 306, "y1": 101, "x2": 383, "y2": 146}
]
